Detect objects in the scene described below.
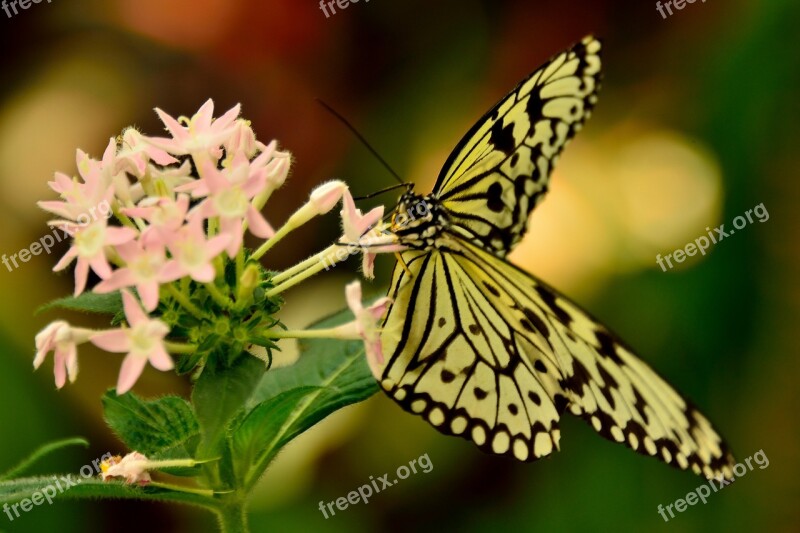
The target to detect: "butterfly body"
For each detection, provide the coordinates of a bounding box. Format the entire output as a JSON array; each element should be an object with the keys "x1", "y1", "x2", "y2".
[
  {"x1": 377, "y1": 36, "x2": 734, "y2": 479},
  {"x1": 390, "y1": 191, "x2": 446, "y2": 250}
]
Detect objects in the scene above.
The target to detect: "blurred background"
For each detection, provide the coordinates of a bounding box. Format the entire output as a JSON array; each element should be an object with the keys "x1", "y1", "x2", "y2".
[{"x1": 0, "y1": 0, "x2": 797, "y2": 531}]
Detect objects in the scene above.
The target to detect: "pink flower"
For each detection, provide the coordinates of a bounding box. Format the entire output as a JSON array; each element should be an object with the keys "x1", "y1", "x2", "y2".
[
  {"x1": 100, "y1": 452, "x2": 152, "y2": 485},
  {"x1": 189, "y1": 156, "x2": 274, "y2": 256},
  {"x1": 34, "y1": 321, "x2": 91, "y2": 388},
  {"x1": 310, "y1": 180, "x2": 348, "y2": 214},
  {"x1": 93, "y1": 241, "x2": 168, "y2": 312},
  {"x1": 223, "y1": 119, "x2": 258, "y2": 160},
  {"x1": 90, "y1": 291, "x2": 174, "y2": 395},
  {"x1": 116, "y1": 128, "x2": 179, "y2": 178},
  {"x1": 146, "y1": 99, "x2": 241, "y2": 159},
  {"x1": 51, "y1": 219, "x2": 137, "y2": 295},
  {"x1": 38, "y1": 147, "x2": 113, "y2": 221},
  {"x1": 334, "y1": 281, "x2": 391, "y2": 379},
  {"x1": 141, "y1": 159, "x2": 196, "y2": 199},
  {"x1": 340, "y1": 190, "x2": 384, "y2": 279},
  {"x1": 124, "y1": 194, "x2": 190, "y2": 248},
  {"x1": 160, "y1": 215, "x2": 230, "y2": 283},
  {"x1": 250, "y1": 140, "x2": 291, "y2": 197},
  {"x1": 269, "y1": 180, "x2": 347, "y2": 238}
]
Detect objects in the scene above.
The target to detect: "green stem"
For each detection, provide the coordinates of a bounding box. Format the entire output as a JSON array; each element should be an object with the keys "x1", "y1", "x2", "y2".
[
  {"x1": 217, "y1": 502, "x2": 249, "y2": 533},
  {"x1": 251, "y1": 221, "x2": 294, "y2": 260},
  {"x1": 208, "y1": 216, "x2": 219, "y2": 237},
  {"x1": 259, "y1": 327, "x2": 350, "y2": 340},
  {"x1": 113, "y1": 204, "x2": 143, "y2": 231},
  {"x1": 166, "y1": 284, "x2": 204, "y2": 318},
  {"x1": 164, "y1": 341, "x2": 198, "y2": 354},
  {"x1": 235, "y1": 247, "x2": 245, "y2": 287},
  {"x1": 265, "y1": 257, "x2": 333, "y2": 297},
  {"x1": 149, "y1": 481, "x2": 215, "y2": 498},
  {"x1": 205, "y1": 282, "x2": 233, "y2": 309},
  {"x1": 271, "y1": 244, "x2": 337, "y2": 285},
  {"x1": 0, "y1": 437, "x2": 88, "y2": 480}
]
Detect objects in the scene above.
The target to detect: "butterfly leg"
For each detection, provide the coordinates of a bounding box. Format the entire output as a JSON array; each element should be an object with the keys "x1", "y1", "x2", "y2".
[{"x1": 395, "y1": 252, "x2": 413, "y2": 278}]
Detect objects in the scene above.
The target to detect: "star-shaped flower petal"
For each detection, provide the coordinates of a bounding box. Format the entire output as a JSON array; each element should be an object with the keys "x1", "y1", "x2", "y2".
[
  {"x1": 333, "y1": 281, "x2": 391, "y2": 379},
  {"x1": 34, "y1": 321, "x2": 91, "y2": 388},
  {"x1": 340, "y1": 190, "x2": 384, "y2": 278},
  {"x1": 90, "y1": 290, "x2": 174, "y2": 394}
]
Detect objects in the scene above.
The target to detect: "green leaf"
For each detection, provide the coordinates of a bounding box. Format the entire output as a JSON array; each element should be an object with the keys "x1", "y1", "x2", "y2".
[
  {"x1": 193, "y1": 355, "x2": 266, "y2": 454},
  {"x1": 102, "y1": 391, "x2": 200, "y2": 475},
  {"x1": 36, "y1": 291, "x2": 123, "y2": 316},
  {"x1": 192, "y1": 354, "x2": 266, "y2": 487},
  {"x1": 236, "y1": 305, "x2": 380, "y2": 490},
  {"x1": 0, "y1": 437, "x2": 88, "y2": 480},
  {"x1": 230, "y1": 387, "x2": 321, "y2": 483},
  {"x1": 0, "y1": 476, "x2": 218, "y2": 511}
]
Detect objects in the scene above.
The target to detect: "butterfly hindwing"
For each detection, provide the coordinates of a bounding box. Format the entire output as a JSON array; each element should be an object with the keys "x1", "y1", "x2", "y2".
[
  {"x1": 380, "y1": 248, "x2": 564, "y2": 461},
  {"x1": 458, "y1": 238, "x2": 735, "y2": 477},
  {"x1": 379, "y1": 239, "x2": 734, "y2": 477},
  {"x1": 434, "y1": 35, "x2": 602, "y2": 256}
]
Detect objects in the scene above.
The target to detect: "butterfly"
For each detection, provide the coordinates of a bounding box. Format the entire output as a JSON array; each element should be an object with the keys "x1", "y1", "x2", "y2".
[{"x1": 376, "y1": 35, "x2": 734, "y2": 479}]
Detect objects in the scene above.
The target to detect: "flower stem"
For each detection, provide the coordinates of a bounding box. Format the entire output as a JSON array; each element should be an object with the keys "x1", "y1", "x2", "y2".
[
  {"x1": 271, "y1": 244, "x2": 337, "y2": 285},
  {"x1": 260, "y1": 327, "x2": 350, "y2": 340},
  {"x1": 251, "y1": 220, "x2": 294, "y2": 260},
  {"x1": 113, "y1": 204, "x2": 143, "y2": 231},
  {"x1": 166, "y1": 284, "x2": 204, "y2": 318},
  {"x1": 205, "y1": 282, "x2": 233, "y2": 309},
  {"x1": 216, "y1": 502, "x2": 249, "y2": 533},
  {"x1": 235, "y1": 247, "x2": 245, "y2": 286},
  {"x1": 149, "y1": 481, "x2": 214, "y2": 498},
  {"x1": 164, "y1": 341, "x2": 198, "y2": 354},
  {"x1": 265, "y1": 256, "x2": 333, "y2": 297}
]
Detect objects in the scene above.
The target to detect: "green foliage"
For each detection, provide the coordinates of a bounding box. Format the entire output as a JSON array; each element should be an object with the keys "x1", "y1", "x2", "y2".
[
  {"x1": 102, "y1": 392, "x2": 200, "y2": 475},
  {"x1": 0, "y1": 476, "x2": 219, "y2": 510},
  {"x1": 191, "y1": 355, "x2": 267, "y2": 487},
  {"x1": 36, "y1": 292, "x2": 123, "y2": 316},
  {"x1": 12, "y1": 302, "x2": 380, "y2": 531},
  {"x1": 0, "y1": 437, "x2": 88, "y2": 480},
  {"x1": 233, "y1": 305, "x2": 380, "y2": 490}
]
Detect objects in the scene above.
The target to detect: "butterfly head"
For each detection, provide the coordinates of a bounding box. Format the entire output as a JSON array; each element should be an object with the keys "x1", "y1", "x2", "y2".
[{"x1": 390, "y1": 190, "x2": 444, "y2": 248}]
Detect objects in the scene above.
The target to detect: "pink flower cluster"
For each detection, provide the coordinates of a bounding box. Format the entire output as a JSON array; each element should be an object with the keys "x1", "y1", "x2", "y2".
[
  {"x1": 40, "y1": 100, "x2": 289, "y2": 308},
  {"x1": 34, "y1": 99, "x2": 400, "y2": 396}
]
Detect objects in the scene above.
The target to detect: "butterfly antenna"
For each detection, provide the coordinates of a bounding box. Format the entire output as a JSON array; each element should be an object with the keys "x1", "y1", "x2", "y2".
[
  {"x1": 316, "y1": 98, "x2": 407, "y2": 187},
  {"x1": 352, "y1": 182, "x2": 411, "y2": 201}
]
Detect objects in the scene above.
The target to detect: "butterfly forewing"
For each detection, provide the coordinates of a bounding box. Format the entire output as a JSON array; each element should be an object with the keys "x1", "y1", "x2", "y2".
[{"x1": 434, "y1": 36, "x2": 602, "y2": 256}]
